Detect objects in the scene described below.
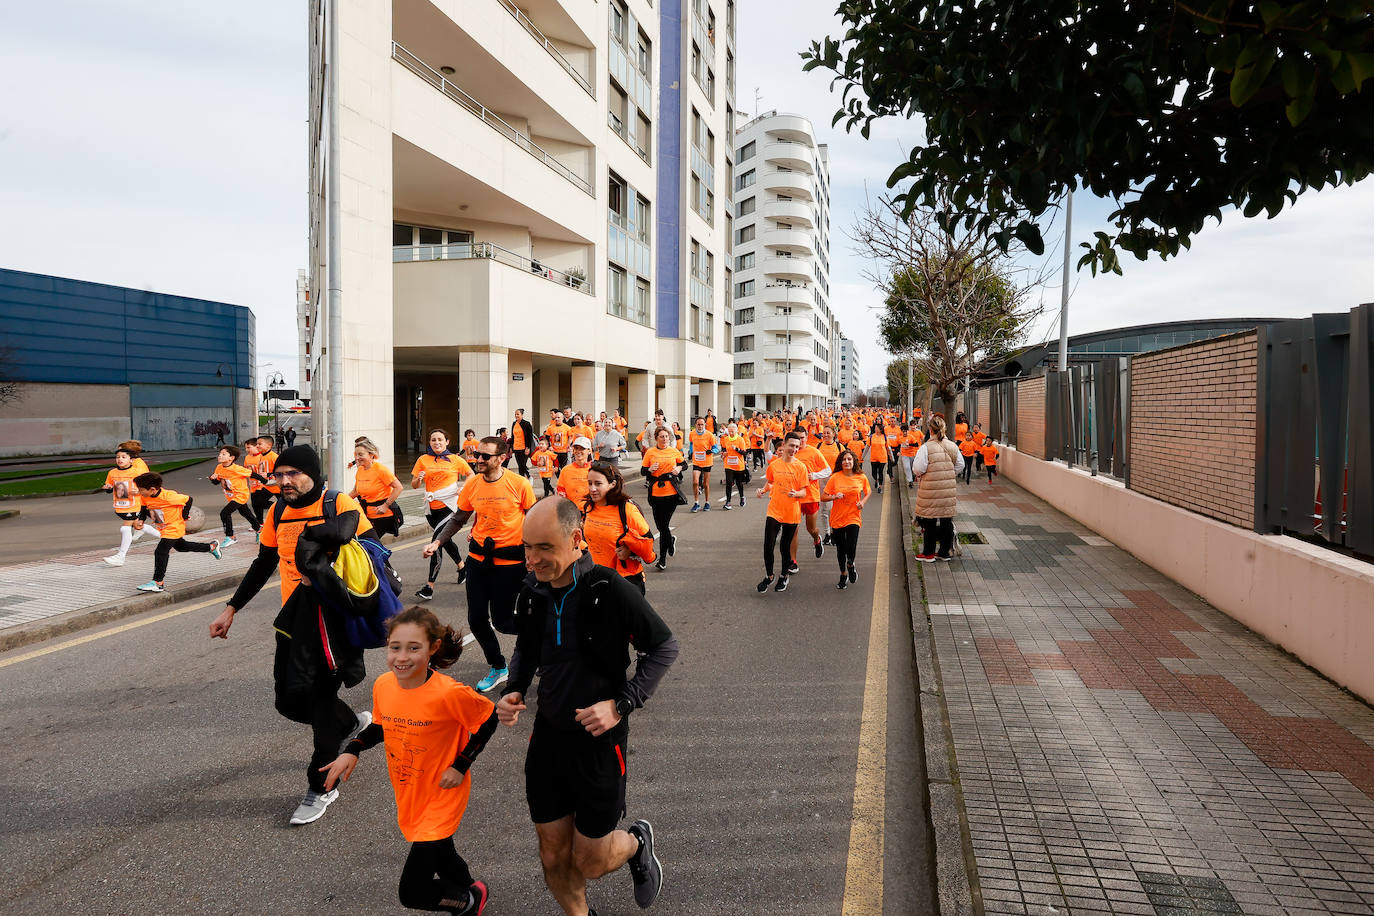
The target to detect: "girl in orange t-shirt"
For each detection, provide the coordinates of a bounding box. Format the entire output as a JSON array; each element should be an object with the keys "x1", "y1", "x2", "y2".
[
  {"x1": 102, "y1": 439, "x2": 153, "y2": 567},
  {"x1": 321, "y1": 608, "x2": 498, "y2": 916},
  {"x1": 640, "y1": 427, "x2": 685, "y2": 568},
  {"x1": 755, "y1": 434, "x2": 809, "y2": 593},
  {"x1": 350, "y1": 436, "x2": 404, "y2": 538},
  {"x1": 531, "y1": 438, "x2": 557, "y2": 497},
  {"x1": 410, "y1": 429, "x2": 474, "y2": 602},
  {"x1": 583, "y1": 461, "x2": 656, "y2": 592},
  {"x1": 821, "y1": 449, "x2": 872, "y2": 590}
]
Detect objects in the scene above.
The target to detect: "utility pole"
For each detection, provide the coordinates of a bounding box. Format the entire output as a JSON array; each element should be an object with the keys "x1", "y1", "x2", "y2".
[
  {"x1": 906, "y1": 356, "x2": 914, "y2": 419},
  {"x1": 767, "y1": 279, "x2": 806, "y2": 413},
  {"x1": 326, "y1": 0, "x2": 346, "y2": 485},
  {"x1": 1057, "y1": 191, "x2": 1073, "y2": 373}
]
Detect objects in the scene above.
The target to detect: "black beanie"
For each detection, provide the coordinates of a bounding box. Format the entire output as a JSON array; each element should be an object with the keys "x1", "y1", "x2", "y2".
[{"x1": 275, "y1": 445, "x2": 323, "y2": 486}]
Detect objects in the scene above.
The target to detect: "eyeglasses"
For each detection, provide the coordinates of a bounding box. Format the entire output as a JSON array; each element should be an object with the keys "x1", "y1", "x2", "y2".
[
  {"x1": 473, "y1": 452, "x2": 501, "y2": 461},
  {"x1": 268, "y1": 469, "x2": 309, "y2": 481}
]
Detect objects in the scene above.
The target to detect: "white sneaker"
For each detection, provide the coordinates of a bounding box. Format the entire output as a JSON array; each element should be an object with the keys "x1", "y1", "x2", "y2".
[
  {"x1": 339, "y1": 710, "x2": 372, "y2": 754},
  {"x1": 103, "y1": 555, "x2": 126, "y2": 567},
  {"x1": 289, "y1": 788, "x2": 338, "y2": 825},
  {"x1": 222, "y1": 536, "x2": 238, "y2": 548}
]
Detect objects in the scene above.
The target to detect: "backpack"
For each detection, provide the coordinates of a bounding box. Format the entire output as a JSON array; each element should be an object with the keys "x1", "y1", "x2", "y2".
[{"x1": 276, "y1": 491, "x2": 404, "y2": 649}]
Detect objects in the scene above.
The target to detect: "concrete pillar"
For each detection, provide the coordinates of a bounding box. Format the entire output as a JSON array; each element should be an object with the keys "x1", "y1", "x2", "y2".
[
  {"x1": 661, "y1": 375, "x2": 691, "y2": 428},
  {"x1": 627, "y1": 369, "x2": 655, "y2": 440},
  {"x1": 696, "y1": 379, "x2": 717, "y2": 424},
  {"x1": 536, "y1": 366, "x2": 560, "y2": 426},
  {"x1": 715, "y1": 382, "x2": 734, "y2": 421},
  {"x1": 507, "y1": 351, "x2": 533, "y2": 421},
  {"x1": 571, "y1": 361, "x2": 606, "y2": 418},
  {"x1": 458, "y1": 346, "x2": 509, "y2": 438}
]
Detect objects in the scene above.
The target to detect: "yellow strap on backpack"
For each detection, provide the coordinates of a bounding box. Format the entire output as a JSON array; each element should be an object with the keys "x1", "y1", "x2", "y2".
[{"x1": 333, "y1": 539, "x2": 379, "y2": 599}]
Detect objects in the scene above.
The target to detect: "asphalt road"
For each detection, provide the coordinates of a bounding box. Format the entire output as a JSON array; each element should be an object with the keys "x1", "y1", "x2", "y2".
[{"x1": 0, "y1": 475, "x2": 933, "y2": 915}]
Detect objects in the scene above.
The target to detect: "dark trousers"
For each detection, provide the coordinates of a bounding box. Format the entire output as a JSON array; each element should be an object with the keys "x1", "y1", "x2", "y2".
[
  {"x1": 887, "y1": 456, "x2": 898, "y2": 479},
  {"x1": 273, "y1": 641, "x2": 357, "y2": 793},
  {"x1": 987, "y1": 465, "x2": 998, "y2": 482},
  {"x1": 465, "y1": 560, "x2": 524, "y2": 669},
  {"x1": 152, "y1": 536, "x2": 213, "y2": 581},
  {"x1": 749, "y1": 448, "x2": 765, "y2": 469},
  {"x1": 555, "y1": 451, "x2": 569, "y2": 470},
  {"x1": 725, "y1": 469, "x2": 748, "y2": 501},
  {"x1": 961, "y1": 459, "x2": 974, "y2": 484},
  {"x1": 250, "y1": 490, "x2": 274, "y2": 528},
  {"x1": 220, "y1": 501, "x2": 258, "y2": 537},
  {"x1": 870, "y1": 461, "x2": 886, "y2": 488},
  {"x1": 648, "y1": 495, "x2": 678, "y2": 559},
  {"x1": 514, "y1": 449, "x2": 530, "y2": 476},
  {"x1": 832, "y1": 524, "x2": 860, "y2": 572},
  {"x1": 398, "y1": 836, "x2": 474, "y2": 912},
  {"x1": 425, "y1": 508, "x2": 465, "y2": 584},
  {"x1": 541, "y1": 477, "x2": 555, "y2": 497},
  {"x1": 921, "y1": 517, "x2": 955, "y2": 558},
  {"x1": 763, "y1": 516, "x2": 798, "y2": 577}
]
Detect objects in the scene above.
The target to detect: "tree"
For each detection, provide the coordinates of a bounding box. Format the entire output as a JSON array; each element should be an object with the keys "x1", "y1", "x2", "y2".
[
  {"x1": 886, "y1": 357, "x2": 928, "y2": 409},
  {"x1": 855, "y1": 193, "x2": 1043, "y2": 421},
  {"x1": 804, "y1": 1, "x2": 1374, "y2": 275}
]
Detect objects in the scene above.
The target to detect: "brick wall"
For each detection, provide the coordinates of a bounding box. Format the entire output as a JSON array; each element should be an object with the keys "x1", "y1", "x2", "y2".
[
  {"x1": 1017, "y1": 375, "x2": 1046, "y2": 458},
  {"x1": 1128, "y1": 331, "x2": 1258, "y2": 528},
  {"x1": 977, "y1": 397, "x2": 990, "y2": 430}
]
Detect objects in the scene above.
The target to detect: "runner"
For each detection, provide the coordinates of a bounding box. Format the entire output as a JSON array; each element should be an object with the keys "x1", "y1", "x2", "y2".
[
  {"x1": 350, "y1": 436, "x2": 404, "y2": 539},
  {"x1": 557, "y1": 437, "x2": 594, "y2": 508},
  {"x1": 459, "y1": 429, "x2": 480, "y2": 463},
  {"x1": 209, "y1": 445, "x2": 262, "y2": 546},
  {"x1": 244, "y1": 439, "x2": 275, "y2": 529},
  {"x1": 866, "y1": 426, "x2": 889, "y2": 494},
  {"x1": 496, "y1": 496, "x2": 679, "y2": 915},
  {"x1": 411, "y1": 429, "x2": 473, "y2": 602},
  {"x1": 959, "y1": 434, "x2": 979, "y2": 485},
  {"x1": 132, "y1": 471, "x2": 221, "y2": 592},
  {"x1": 101, "y1": 440, "x2": 153, "y2": 567},
  {"x1": 816, "y1": 427, "x2": 841, "y2": 545},
  {"x1": 820, "y1": 449, "x2": 871, "y2": 590},
  {"x1": 320, "y1": 607, "x2": 498, "y2": 916},
  {"x1": 532, "y1": 437, "x2": 557, "y2": 497},
  {"x1": 582, "y1": 461, "x2": 656, "y2": 594},
  {"x1": 885, "y1": 418, "x2": 901, "y2": 482},
  {"x1": 756, "y1": 432, "x2": 808, "y2": 593},
  {"x1": 592, "y1": 419, "x2": 626, "y2": 463},
  {"x1": 511, "y1": 408, "x2": 535, "y2": 478},
  {"x1": 209, "y1": 445, "x2": 374, "y2": 826},
  {"x1": 686, "y1": 417, "x2": 717, "y2": 512},
  {"x1": 747, "y1": 416, "x2": 767, "y2": 469},
  {"x1": 718, "y1": 422, "x2": 749, "y2": 509},
  {"x1": 255, "y1": 435, "x2": 283, "y2": 517},
  {"x1": 547, "y1": 410, "x2": 573, "y2": 470},
  {"x1": 980, "y1": 438, "x2": 1000, "y2": 482},
  {"x1": 899, "y1": 423, "x2": 922, "y2": 489},
  {"x1": 792, "y1": 433, "x2": 832, "y2": 567},
  {"x1": 639, "y1": 427, "x2": 685, "y2": 572},
  {"x1": 425, "y1": 436, "x2": 537, "y2": 694}
]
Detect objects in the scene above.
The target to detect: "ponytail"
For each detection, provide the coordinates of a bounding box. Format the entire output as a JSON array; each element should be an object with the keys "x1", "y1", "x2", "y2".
[{"x1": 387, "y1": 606, "x2": 466, "y2": 669}]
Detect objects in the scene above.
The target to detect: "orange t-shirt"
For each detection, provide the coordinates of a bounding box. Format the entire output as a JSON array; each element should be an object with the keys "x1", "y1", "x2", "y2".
[
  {"x1": 411, "y1": 455, "x2": 473, "y2": 510},
  {"x1": 824, "y1": 472, "x2": 872, "y2": 529},
  {"x1": 556, "y1": 461, "x2": 592, "y2": 508},
  {"x1": 845, "y1": 437, "x2": 865, "y2": 459},
  {"x1": 546, "y1": 423, "x2": 572, "y2": 453},
  {"x1": 720, "y1": 435, "x2": 748, "y2": 470},
  {"x1": 641, "y1": 447, "x2": 684, "y2": 498},
  {"x1": 885, "y1": 426, "x2": 901, "y2": 449},
  {"x1": 582, "y1": 501, "x2": 655, "y2": 576},
  {"x1": 980, "y1": 444, "x2": 999, "y2": 466},
  {"x1": 797, "y1": 445, "x2": 829, "y2": 503},
  {"x1": 818, "y1": 441, "x2": 840, "y2": 469},
  {"x1": 765, "y1": 458, "x2": 809, "y2": 525},
  {"x1": 105, "y1": 459, "x2": 148, "y2": 513},
  {"x1": 689, "y1": 431, "x2": 717, "y2": 468},
  {"x1": 212, "y1": 462, "x2": 254, "y2": 504},
  {"x1": 955, "y1": 422, "x2": 969, "y2": 442},
  {"x1": 371, "y1": 671, "x2": 494, "y2": 842},
  {"x1": 354, "y1": 462, "x2": 399, "y2": 518},
  {"x1": 900, "y1": 432, "x2": 921, "y2": 457},
  {"x1": 972, "y1": 430, "x2": 986, "y2": 447},
  {"x1": 511, "y1": 424, "x2": 526, "y2": 451},
  {"x1": 867, "y1": 433, "x2": 889, "y2": 464},
  {"x1": 141, "y1": 488, "x2": 191, "y2": 539},
  {"x1": 960, "y1": 438, "x2": 979, "y2": 458},
  {"x1": 748, "y1": 426, "x2": 766, "y2": 449},
  {"x1": 532, "y1": 450, "x2": 556, "y2": 479},
  {"x1": 837, "y1": 428, "x2": 854, "y2": 447},
  {"x1": 255, "y1": 450, "x2": 281, "y2": 494},
  {"x1": 260, "y1": 491, "x2": 373, "y2": 603},
  {"x1": 456, "y1": 470, "x2": 536, "y2": 565},
  {"x1": 574, "y1": 423, "x2": 595, "y2": 442}
]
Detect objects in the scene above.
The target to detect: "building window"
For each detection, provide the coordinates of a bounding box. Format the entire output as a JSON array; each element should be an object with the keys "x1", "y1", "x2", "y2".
[
  {"x1": 736, "y1": 169, "x2": 755, "y2": 191},
  {"x1": 610, "y1": 0, "x2": 627, "y2": 46},
  {"x1": 705, "y1": 251, "x2": 715, "y2": 282},
  {"x1": 635, "y1": 279, "x2": 651, "y2": 326},
  {"x1": 737, "y1": 196, "x2": 755, "y2": 217},
  {"x1": 637, "y1": 32, "x2": 652, "y2": 78},
  {"x1": 735, "y1": 306, "x2": 754, "y2": 324},
  {"x1": 609, "y1": 84, "x2": 628, "y2": 139},
  {"x1": 706, "y1": 68, "x2": 715, "y2": 103},
  {"x1": 690, "y1": 305, "x2": 701, "y2": 342},
  {"x1": 735, "y1": 334, "x2": 754, "y2": 352},
  {"x1": 736, "y1": 224, "x2": 755, "y2": 244},
  {"x1": 736, "y1": 252, "x2": 754, "y2": 270},
  {"x1": 691, "y1": 43, "x2": 701, "y2": 83},
  {"x1": 608, "y1": 265, "x2": 628, "y2": 318},
  {"x1": 734, "y1": 362, "x2": 754, "y2": 379},
  {"x1": 634, "y1": 194, "x2": 652, "y2": 244},
  {"x1": 738, "y1": 141, "x2": 754, "y2": 162},
  {"x1": 735, "y1": 279, "x2": 755, "y2": 298},
  {"x1": 635, "y1": 112, "x2": 652, "y2": 163},
  {"x1": 609, "y1": 171, "x2": 628, "y2": 226}
]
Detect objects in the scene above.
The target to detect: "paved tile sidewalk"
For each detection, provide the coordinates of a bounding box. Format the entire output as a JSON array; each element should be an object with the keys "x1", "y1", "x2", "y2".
[
  {"x1": 922, "y1": 478, "x2": 1374, "y2": 915},
  {"x1": 0, "y1": 491, "x2": 429, "y2": 633}
]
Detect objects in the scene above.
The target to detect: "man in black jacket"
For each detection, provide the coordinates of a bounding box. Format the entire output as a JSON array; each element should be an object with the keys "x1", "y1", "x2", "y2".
[
  {"x1": 512, "y1": 408, "x2": 536, "y2": 478},
  {"x1": 497, "y1": 497, "x2": 679, "y2": 915}
]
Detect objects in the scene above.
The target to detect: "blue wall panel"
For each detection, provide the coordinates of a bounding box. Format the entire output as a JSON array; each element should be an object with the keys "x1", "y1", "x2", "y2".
[{"x1": 655, "y1": 0, "x2": 683, "y2": 340}]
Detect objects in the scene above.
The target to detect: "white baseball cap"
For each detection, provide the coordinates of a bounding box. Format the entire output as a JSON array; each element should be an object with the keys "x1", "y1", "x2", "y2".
[{"x1": 572, "y1": 436, "x2": 593, "y2": 450}]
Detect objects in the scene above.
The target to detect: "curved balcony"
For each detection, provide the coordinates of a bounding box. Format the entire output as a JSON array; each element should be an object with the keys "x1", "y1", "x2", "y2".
[
  {"x1": 759, "y1": 257, "x2": 815, "y2": 285},
  {"x1": 761, "y1": 198, "x2": 814, "y2": 227},
  {"x1": 762, "y1": 228, "x2": 813, "y2": 255},
  {"x1": 762, "y1": 113, "x2": 816, "y2": 143},
  {"x1": 756, "y1": 312, "x2": 815, "y2": 336},
  {"x1": 741, "y1": 369, "x2": 826, "y2": 396},
  {"x1": 761, "y1": 169, "x2": 813, "y2": 200},
  {"x1": 759, "y1": 342, "x2": 817, "y2": 363},
  {"x1": 761, "y1": 140, "x2": 814, "y2": 173}
]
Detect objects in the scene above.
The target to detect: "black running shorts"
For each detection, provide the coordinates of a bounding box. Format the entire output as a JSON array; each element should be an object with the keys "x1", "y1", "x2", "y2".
[{"x1": 525, "y1": 717, "x2": 629, "y2": 839}]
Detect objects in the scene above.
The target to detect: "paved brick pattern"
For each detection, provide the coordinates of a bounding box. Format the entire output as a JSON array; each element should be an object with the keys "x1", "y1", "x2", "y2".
[{"x1": 923, "y1": 479, "x2": 1374, "y2": 915}]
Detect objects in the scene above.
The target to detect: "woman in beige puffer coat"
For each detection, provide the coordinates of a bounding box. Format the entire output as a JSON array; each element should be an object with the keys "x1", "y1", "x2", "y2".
[{"x1": 912, "y1": 415, "x2": 964, "y2": 561}]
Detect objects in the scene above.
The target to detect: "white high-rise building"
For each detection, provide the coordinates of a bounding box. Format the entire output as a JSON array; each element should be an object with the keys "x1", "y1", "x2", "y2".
[
  {"x1": 838, "y1": 334, "x2": 859, "y2": 405},
  {"x1": 303, "y1": 0, "x2": 737, "y2": 472},
  {"x1": 727, "y1": 111, "x2": 833, "y2": 414},
  {"x1": 295, "y1": 268, "x2": 312, "y2": 405}
]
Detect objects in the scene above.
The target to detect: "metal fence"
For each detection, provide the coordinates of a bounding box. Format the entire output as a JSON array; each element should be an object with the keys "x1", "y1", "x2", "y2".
[
  {"x1": 1023, "y1": 358, "x2": 1130, "y2": 478},
  {"x1": 1255, "y1": 304, "x2": 1374, "y2": 554},
  {"x1": 983, "y1": 379, "x2": 1018, "y2": 448},
  {"x1": 392, "y1": 243, "x2": 592, "y2": 294}
]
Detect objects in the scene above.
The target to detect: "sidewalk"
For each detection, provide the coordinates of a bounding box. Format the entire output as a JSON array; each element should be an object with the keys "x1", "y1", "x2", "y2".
[
  {"x1": 906, "y1": 477, "x2": 1374, "y2": 915},
  {"x1": 0, "y1": 490, "x2": 430, "y2": 650}
]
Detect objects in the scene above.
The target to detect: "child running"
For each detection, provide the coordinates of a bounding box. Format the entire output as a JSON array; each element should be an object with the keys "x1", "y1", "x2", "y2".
[
  {"x1": 102, "y1": 440, "x2": 153, "y2": 567},
  {"x1": 132, "y1": 472, "x2": 221, "y2": 592},
  {"x1": 640, "y1": 427, "x2": 685, "y2": 571},
  {"x1": 210, "y1": 445, "x2": 263, "y2": 546},
  {"x1": 980, "y1": 439, "x2": 1000, "y2": 482},
  {"x1": 246, "y1": 437, "x2": 280, "y2": 528},
  {"x1": 821, "y1": 449, "x2": 871, "y2": 590},
  {"x1": 320, "y1": 607, "x2": 498, "y2": 915},
  {"x1": 411, "y1": 429, "x2": 473, "y2": 602},
  {"x1": 756, "y1": 433, "x2": 808, "y2": 594},
  {"x1": 531, "y1": 437, "x2": 557, "y2": 497},
  {"x1": 351, "y1": 436, "x2": 405, "y2": 538},
  {"x1": 582, "y1": 461, "x2": 656, "y2": 594}
]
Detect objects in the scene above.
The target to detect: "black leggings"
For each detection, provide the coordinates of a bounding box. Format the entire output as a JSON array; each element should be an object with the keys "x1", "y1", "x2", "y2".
[
  {"x1": 425, "y1": 508, "x2": 465, "y2": 584},
  {"x1": 987, "y1": 464, "x2": 998, "y2": 481},
  {"x1": 152, "y1": 537, "x2": 214, "y2": 581},
  {"x1": 648, "y1": 494, "x2": 678, "y2": 559},
  {"x1": 250, "y1": 490, "x2": 274, "y2": 527},
  {"x1": 220, "y1": 502, "x2": 258, "y2": 537},
  {"x1": 398, "y1": 835, "x2": 474, "y2": 912},
  {"x1": 921, "y1": 517, "x2": 955, "y2": 558},
  {"x1": 514, "y1": 450, "x2": 529, "y2": 477},
  {"x1": 465, "y1": 560, "x2": 524, "y2": 669},
  {"x1": 961, "y1": 458, "x2": 974, "y2": 484},
  {"x1": 832, "y1": 524, "x2": 860, "y2": 572},
  {"x1": 725, "y1": 469, "x2": 748, "y2": 501},
  {"x1": 763, "y1": 516, "x2": 798, "y2": 577},
  {"x1": 541, "y1": 477, "x2": 555, "y2": 496},
  {"x1": 870, "y1": 461, "x2": 886, "y2": 486}
]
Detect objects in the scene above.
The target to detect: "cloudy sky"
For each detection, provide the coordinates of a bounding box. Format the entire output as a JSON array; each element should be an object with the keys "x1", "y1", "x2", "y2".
[{"x1": 3, "y1": 1, "x2": 1371, "y2": 391}]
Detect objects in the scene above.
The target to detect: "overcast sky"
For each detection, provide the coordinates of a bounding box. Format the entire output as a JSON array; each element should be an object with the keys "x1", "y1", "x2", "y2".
[{"x1": 2, "y1": 1, "x2": 1370, "y2": 392}]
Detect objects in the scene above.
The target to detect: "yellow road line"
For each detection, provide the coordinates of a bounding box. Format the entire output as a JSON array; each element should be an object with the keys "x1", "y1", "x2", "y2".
[
  {"x1": 0, "y1": 538, "x2": 426, "y2": 669},
  {"x1": 842, "y1": 489, "x2": 891, "y2": 915}
]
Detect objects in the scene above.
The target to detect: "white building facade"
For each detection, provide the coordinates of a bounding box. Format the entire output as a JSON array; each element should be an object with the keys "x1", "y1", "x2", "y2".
[
  {"x1": 303, "y1": 0, "x2": 737, "y2": 472},
  {"x1": 838, "y1": 334, "x2": 859, "y2": 405},
  {"x1": 295, "y1": 268, "x2": 312, "y2": 405},
  {"x1": 728, "y1": 111, "x2": 833, "y2": 414}
]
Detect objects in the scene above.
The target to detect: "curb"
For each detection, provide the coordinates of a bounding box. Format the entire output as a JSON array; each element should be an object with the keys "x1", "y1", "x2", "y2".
[
  {"x1": 0, "y1": 530, "x2": 431, "y2": 655},
  {"x1": 0, "y1": 509, "x2": 18, "y2": 522},
  {"x1": 897, "y1": 481, "x2": 980, "y2": 915}
]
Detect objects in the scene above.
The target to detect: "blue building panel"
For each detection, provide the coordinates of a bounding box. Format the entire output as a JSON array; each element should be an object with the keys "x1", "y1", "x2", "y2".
[{"x1": 655, "y1": 0, "x2": 683, "y2": 340}]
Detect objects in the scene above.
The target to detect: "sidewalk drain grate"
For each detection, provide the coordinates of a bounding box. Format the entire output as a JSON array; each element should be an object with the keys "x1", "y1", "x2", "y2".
[
  {"x1": 1134, "y1": 870, "x2": 1241, "y2": 914},
  {"x1": 956, "y1": 531, "x2": 988, "y2": 545}
]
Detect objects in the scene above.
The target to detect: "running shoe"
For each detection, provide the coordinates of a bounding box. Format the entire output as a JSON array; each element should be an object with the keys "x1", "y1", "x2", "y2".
[
  {"x1": 339, "y1": 710, "x2": 372, "y2": 754},
  {"x1": 756, "y1": 576, "x2": 772, "y2": 593},
  {"x1": 461, "y1": 880, "x2": 488, "y2": 916},
  {"x1": 627, "y1": 819, "x2": 663, "y2": 908},
  {"x1": 288, "y1": 788, "x2": 338, "y2": 826},
  {"x1": 103, "y1": 555, "x2": 126, "y2": 567},
  {"x1": 210, "y1": 540, "x2": 222, "y2": 560},
  {"x1": 222, "y1": 536, "x2": 238, "y2": 548},
  {"x1": 415, "y1": 585, "x2": 435, "y2": 601},
  {"x1": 722, "y1": 502, "x2": 732, "y2": 511},
  {"x1": 822, "y1": 533, "x2": 832, "y2": 546},
  {"x1": 476, "y1": 667, "x2": 508, "y2": 692},
  {"x1": 837, "y1": 576, "x2": 848, "y2": 590},
  {"x1": 916, "y1": 553, "x2": 938, "y2": 563},
  {"x1": 848, "y1": 565, "x2": 857, "y2": 583},
  {"x1": 814, "y1": 539, "x2": 824, "y2": 558},
  {"x1": 739, "y1": 496, "x2": 745, "y2": 507},
  {"x1": 774, "y1": 576, "x2": 789, "y2": 593},
  {"x1": 136, "y1": 581, "x2": 164, "y2": 593},
  {"x1": 456, "y1": 564, "x2": 467, "y2": 585},
  {"x1": 702, "y1": 502, "x2": 711, "y2": 512},
  {"x1": 937, "y1": 554, "x2": 954, "y2": 562},
  {"x1": 691, "y1": 503, "x2": 700, "y2": 513},
  {"x1": 668, "y1": 541, "x2": 676, "y2": 557},
  {"x1": 655, "y1": 558, "x2": 667, "y2": 571},
  {"x1": 786, "y1": 562, "x2": 800, "y2": 575}
]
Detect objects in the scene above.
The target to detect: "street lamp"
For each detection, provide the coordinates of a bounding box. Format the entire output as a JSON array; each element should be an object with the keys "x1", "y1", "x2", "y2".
[
  {"x1": 215, "y1": 362, "x2": 238, "y2": 444},
  {"x1": 265, "y1": 370, "x2": 286, "y2": 446}
]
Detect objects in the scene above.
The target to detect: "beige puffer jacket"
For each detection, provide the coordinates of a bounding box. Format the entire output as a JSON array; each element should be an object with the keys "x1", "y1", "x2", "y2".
[{"x1": 915, "y1": 438, "x2": 960, "y2": 520}]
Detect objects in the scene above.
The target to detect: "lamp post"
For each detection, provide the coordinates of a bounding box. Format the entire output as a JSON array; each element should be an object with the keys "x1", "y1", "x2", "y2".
[
  {"x1": 266, "y1": 370, "x2": 286, "y2": 447},
  {"x1": 215, "y1": 362, "x2": 238, "y2": 445}
]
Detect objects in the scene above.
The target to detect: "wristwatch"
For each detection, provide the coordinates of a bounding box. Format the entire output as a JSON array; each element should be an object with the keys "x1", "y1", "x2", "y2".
[{"x1": 615, "y1": 697, "x2": 634, "y2": 719}]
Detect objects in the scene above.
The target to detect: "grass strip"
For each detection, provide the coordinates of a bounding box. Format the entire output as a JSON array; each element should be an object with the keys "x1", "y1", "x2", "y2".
[
  {"x1": 0, "y1": 458, "x2": 210, "y2": 498},
  {"x1": 0, "y1": 464, "x2": 103, "y2": 481}
]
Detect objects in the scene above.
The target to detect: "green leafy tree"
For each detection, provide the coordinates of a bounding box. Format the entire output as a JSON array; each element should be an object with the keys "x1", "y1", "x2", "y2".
[
  {"x1": 804, "y1": 1, "x2": 1374, "y2": 274},
  {"x1": 886, "y1": 357, "x2": 928, "y2": 408}
]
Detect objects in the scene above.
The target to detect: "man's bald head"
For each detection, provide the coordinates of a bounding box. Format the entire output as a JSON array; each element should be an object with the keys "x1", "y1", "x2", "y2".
[{"x1": 523, "y1": 496, "x2": 584, "y2": 585}]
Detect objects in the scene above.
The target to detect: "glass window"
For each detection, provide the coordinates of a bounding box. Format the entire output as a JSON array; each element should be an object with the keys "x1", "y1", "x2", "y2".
[
  {"x1": 735, "y1": 334, "x2": 754, "y2": 351},
  {"x1": 736, "y1": 252, "x2": 754, "y2": 270},
  {"x1": 736, "y1": 224, "x2": 755, "y2": 244},
  {"x1": 738, "y1": 141, "x2": 755, "y2": 162},
  {"x1": 418, "y1": 227, "x2": 443, "y2": 245},
  {"x1": 610, "y1": 1, "x2": 627, "y2": 45},
  {"x1": 734, "y1": 362, "x2": 754, "y2": 379},
  {"x1": 737, "y1": 196, "x2": 755, "y2": 216},
  {"x1": 635, "y1": 279, "x2": 651, "y2": 326},
  {"x1": 634, "y1": 195, "x2": 651, "y2": 243},
  {"x1": 736, "y1": 169, "x2": 755, "y2": 191},
  {"x1": 735, "y1": 279, "x2": 755, "y2": 298},
  {"x1": 393, "y1": 224, "x2": 415, "y2": 246},
  {"x1": 608, "y1": 265, "x2": 628, "y2": 318},
  {"x1": 736, "y1": 306, "x2": 754, "y2": 324},
  {"x1": 609, "y1": 171, "x2": 627, "y2": 221}
]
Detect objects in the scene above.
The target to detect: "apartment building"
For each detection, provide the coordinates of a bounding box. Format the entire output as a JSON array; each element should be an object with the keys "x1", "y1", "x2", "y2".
[
  {"x1": 303, "y1": 0, "x2": 736, "y2": 469},
  {"x1": 295, "y1": 269, "x2": 312, "y2": 405},
  {"x1": 838, "y1": 334, "x2": 859, "y2": 405},
  {"x1": 727, "y1": 111, "x2": 833, "y2": 414}
]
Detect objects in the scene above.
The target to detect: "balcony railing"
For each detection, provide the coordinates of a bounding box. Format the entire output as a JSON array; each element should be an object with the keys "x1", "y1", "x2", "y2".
[
  {"x1": 495, "y1": 0, "x2": 595, "y2": 98},
  {"x1": 392, "y1": 42, "x2": 593, "y2": 196},
  {"x1": 393, "y1": 243, "x2": 593, "y2": 295}
]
